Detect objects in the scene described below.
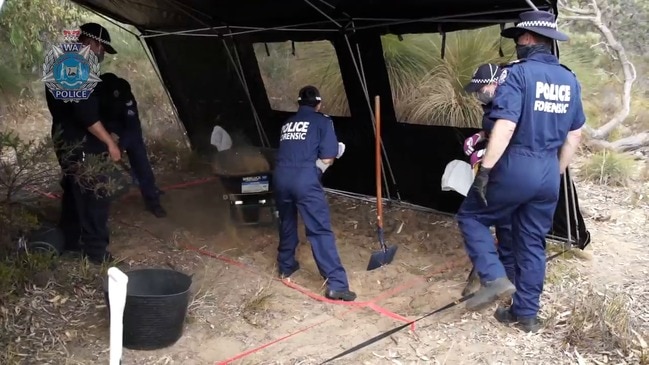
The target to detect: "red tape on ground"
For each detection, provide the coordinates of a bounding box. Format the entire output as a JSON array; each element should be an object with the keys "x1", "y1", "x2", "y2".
[
  {"x1": 182, "y1": 244, "x2": 415, "y2": 328},
  {"x1": 33, "y1": 177, "x2": 471, "y2": 364}
]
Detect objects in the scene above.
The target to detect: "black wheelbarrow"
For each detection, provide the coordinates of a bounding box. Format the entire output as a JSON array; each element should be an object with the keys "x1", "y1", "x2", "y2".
[{"x1": 211, "y1": 147, "x2": 278, "y2": 226}]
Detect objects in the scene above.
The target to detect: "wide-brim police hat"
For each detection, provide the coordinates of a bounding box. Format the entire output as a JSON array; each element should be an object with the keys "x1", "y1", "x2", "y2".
[
  {"x1": 80, "y1": 22, "x2": 117, "y2": 54},
  {"x1": 501, "y1": 10, "x2": 569, "y2": 42}
]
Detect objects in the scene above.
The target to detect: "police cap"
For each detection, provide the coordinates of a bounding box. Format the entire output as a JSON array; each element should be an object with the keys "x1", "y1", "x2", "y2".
[{"x1": 297, "y1": 85, "x2": 322, "y2": 107}]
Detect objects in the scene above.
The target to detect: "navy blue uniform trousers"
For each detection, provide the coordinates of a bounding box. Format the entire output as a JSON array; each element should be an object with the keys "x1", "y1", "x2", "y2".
[
  {"x1": 125, "y1": 138, "x2": 159, "y2": 207},
  {"x1": 457, "y1": 147, "x2": 560, "y2": 318},
  {"x1": 273, "y1": 166, "x2": 349, "y2": 291},
  {"x1": 54, "y1": 145, "x2": 111, "y2": 257},
  {"x1": 495, "y1": 224, "x2": 516, "y2": 285}
]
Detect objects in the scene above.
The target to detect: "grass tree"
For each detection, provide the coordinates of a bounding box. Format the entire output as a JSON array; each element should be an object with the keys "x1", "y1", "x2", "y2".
[{"x1": 256, "y1": 26, "x2": 518, "y2": 128}]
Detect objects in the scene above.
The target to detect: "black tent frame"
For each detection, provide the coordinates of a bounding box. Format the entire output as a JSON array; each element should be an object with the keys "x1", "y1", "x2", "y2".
[{"x1": 68, "y1": 0, "x2": 590, "y2": 249}]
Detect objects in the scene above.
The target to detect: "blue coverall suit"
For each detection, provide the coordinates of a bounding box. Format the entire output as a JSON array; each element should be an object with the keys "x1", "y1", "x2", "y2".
[
  {"x1": 456, "y1": 52, "x2": 586, "y2": 319},
  {"x1": 273, "y1": 105, "x2": 350, "y2": 292},
  {"x1": 480, "y1": 104, "x2": 516, "y2": 285},
  {"x1": 99, "y1": 76, "x2": 162, "y2": 209}
]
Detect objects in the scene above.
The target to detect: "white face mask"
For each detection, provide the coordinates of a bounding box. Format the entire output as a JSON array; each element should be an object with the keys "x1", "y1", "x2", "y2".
[{"x1": 476, "y1": 89, "x2": 494, "y2": 105}]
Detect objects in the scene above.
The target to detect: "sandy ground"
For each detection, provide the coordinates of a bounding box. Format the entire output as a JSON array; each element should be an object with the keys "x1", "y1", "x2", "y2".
[{"x1": 4, "y1": 164, "x2": 649, "y2": 365}]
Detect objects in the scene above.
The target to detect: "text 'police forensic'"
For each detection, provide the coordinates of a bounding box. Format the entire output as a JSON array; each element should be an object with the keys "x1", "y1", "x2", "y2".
[
  {"x1": 280, "y1": 121, "x2": 310, "y2": 141},
  {"x1": 534, "y1": 82, "x2": 570, "y2": 114}
]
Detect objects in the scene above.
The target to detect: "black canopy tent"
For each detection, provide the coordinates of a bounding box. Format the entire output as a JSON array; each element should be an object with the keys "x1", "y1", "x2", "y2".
[{"x1": 67, "y1": 0, "x2": 590, "y2": 249}]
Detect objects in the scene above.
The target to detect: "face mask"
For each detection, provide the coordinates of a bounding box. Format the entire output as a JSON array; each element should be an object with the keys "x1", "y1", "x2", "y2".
[
  {"x1": 96, "y1": 51, "x2": 105, "y2": 63},
  {"x1": 516, "y1": 44, "x2": 552, "y2": 59},
  {"x1": 476, "y1": 89, "x2": 494, "y2": 105}
]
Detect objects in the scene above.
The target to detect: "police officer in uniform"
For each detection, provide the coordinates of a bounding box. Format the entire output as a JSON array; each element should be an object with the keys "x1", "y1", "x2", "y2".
[
  {"x1": 46, "y1": 23, "x2": 120, "y2": 264},
  {"x1": 456, "y1": 10, "x2": 585, "y2": 332},
  {"x1": 461, "y1": 63, "x2": 515, "y2": 295},
  {"x1": 273, "y1": 86, "x2": 356, "y2": 301},
  {"x1": 98, "y1": 72, "x2": 167, "y2": 218}
]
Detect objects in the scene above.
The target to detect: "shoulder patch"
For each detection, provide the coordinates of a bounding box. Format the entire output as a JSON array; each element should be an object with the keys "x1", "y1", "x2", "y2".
[
  {"x1": 497, "y1": 69, "x2": 509, "y2": 85},
  {"x1": 506, "y1": 59, "x2": 526, "y2": 66}
]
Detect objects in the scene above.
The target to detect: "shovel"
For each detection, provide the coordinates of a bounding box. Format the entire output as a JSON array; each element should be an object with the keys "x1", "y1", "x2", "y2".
[{"x1": 367, "y1": 95, "x2": 398, "y2": 271}]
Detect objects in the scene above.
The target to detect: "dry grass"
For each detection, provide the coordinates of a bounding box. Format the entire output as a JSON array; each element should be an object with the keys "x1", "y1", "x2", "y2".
[
  {"x1": 241, "y1": 278, "x2": 274, "y2": 328},
  {"x1": 582, "y1": 150, "x2": 636, "y2": 186},
  {"x1": 0, "y1": 255, "x2": 111, "y2": 364},
  {"x1": 541, "y1": 262, "x2": 649, "y2": 365},
  {"x1": 185, "y1": 259, "x2": 222, "y2": 326}
]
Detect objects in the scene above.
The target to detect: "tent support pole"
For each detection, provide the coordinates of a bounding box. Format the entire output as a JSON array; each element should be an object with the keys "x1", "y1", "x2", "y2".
[
  {"x1": 220, "y1": 35, "x2": 271, "y2": 148},
  {"x1": 163, "y1": 0, "x2": 271, "y2": 148},
  {"x1": 349, "y1": 21, "x2": 401, "y2": 201},
  {"x1": 137, "y1": 36, "x2": 192, "y2": 150},
  {"x1": 567, "y1": 167, "x2": 581, "y2": 244},
  {"x1": 562, "y1": 172, "x2": 572, "y2": 247},
  {"x1": 302, "y1": 0, "x2": 401, "y2": 200}
]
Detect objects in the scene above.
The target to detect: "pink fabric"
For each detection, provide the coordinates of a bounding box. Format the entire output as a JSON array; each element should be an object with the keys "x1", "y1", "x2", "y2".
[
  {"x1": 470, "y1": 149, "x2": 486, "y2": 168},
  {"x1": 463, "y1": 132, "x2": 484, "y2": 156}
]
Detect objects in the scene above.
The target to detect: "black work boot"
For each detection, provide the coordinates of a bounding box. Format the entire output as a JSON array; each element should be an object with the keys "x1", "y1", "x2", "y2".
[
  {"x1": 279, "y1": 262, "x2": 300, "y2": 279},
  {"x1": 494, "y1": 305, "x2": 542, "y2": 333},
  {"x1": 465, "y1": 277, "x2": 516, "y2": 311},
  {"x1": 494, "y1": 305, "x2": 518, "y2": 324},
  {"x1": 147, "y1": 203, "x2": 167, "y2": 218},
  {"x1": 461, "y1": 268, "x2": 481, "y2": 296},
  {"x1": 325, "y1": 289, "x2": 357, "y2": 302}
]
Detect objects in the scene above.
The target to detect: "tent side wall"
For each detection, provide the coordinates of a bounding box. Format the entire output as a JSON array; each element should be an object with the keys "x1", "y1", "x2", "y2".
[
  {"x1": 143, "y1": 33, "x2": 478, "y2": 213},
  {"x1": 66, "y1": 0, "x2": 589, "y2": 247}
]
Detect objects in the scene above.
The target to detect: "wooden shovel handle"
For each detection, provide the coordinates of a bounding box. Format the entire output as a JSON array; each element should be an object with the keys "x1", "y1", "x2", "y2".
[{"x1": 375, "y1": 95, "x2": 382, "y2": 229}]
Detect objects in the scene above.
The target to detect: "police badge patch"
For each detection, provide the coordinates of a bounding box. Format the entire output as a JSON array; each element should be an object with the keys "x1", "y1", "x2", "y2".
[
  {"x1": 42, "y1": 29, "x2": 102, "y2": 103},
  {"x1": 498, "y1": 69, "x2": 508, "y2": 85}
]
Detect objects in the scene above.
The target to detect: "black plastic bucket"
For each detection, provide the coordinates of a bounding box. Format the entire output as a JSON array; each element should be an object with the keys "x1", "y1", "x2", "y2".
[{"x1": 103, "y1": 268, "x2": 192, "y2": 350}]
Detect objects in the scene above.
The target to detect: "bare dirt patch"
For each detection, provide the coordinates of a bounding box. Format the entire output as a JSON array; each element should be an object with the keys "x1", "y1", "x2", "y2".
[{"x1": 3, "y1": 165, "x2": 647, "y2": 365}]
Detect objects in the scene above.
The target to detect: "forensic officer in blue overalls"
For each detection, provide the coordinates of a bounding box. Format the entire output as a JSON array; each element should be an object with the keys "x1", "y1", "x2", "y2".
[
  {"x1": 273, "y1": 86, "x2": 356, "y2": 302},
  {"x1": 461, "y1": 63, "x2": 515, "y2": 295},
  {"x1": 98, "y1": 73, "x2": 167, "y2": 218},
  {"x1": 456, "y1": 10, "x2": 585, "y2": 332}
]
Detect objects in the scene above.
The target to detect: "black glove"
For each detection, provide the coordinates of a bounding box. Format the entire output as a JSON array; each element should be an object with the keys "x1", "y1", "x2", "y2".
[{"x1": 472, "y1": 165, "x2": 492, "y2": 206}]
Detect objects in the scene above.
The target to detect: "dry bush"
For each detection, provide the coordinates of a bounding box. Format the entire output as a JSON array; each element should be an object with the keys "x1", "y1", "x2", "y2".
[
  {"x1": 582, "y1": 150, "x2": 635, "y2": 186},
  {"x1": 563, "y1": 285, "x2": 649, "y2": 363}
]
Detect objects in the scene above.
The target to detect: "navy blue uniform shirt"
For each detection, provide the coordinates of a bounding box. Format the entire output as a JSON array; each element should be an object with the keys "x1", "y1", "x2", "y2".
[
  {"x1": 98, "y1": 78, "x2": 142, "y2": 150},
  {"x1": 481, "y1": 103, "x2": 496, "y2": 134},
  {"x1": 275, "y1": 105, "x2": 338, "y2": 168},
  {"x1": 489, "y1": 52, "x2": 586, "y2": 152},
  {"x1": 45, "y1": 87, "x2": 106, "y2": 157}
]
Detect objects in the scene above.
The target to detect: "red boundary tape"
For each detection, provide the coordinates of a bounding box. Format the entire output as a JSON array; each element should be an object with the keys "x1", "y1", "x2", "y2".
[{"x1": 33, "y1": 177, "x2": 470, "y2": 364}]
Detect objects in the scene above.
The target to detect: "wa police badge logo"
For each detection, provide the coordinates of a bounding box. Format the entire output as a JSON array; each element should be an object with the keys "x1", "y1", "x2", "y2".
[{"x1": 42, "y1": 29, "x2": 101, "y2": 103}]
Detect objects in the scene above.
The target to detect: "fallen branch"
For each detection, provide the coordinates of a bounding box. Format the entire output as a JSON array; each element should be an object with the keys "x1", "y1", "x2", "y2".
[{"x1": 586, "y1": 132, "x2": 649, "y2": 152}]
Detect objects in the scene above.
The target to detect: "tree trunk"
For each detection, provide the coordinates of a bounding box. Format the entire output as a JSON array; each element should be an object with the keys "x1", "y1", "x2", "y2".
[{"x1": 559, "y1": 0, "x2": 638, "y2": 142}]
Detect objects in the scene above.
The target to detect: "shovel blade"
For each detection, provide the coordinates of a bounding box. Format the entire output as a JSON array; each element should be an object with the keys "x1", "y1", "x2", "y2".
[{"x1": 366, "y1": 245, "x2": 398, "y2": 271}]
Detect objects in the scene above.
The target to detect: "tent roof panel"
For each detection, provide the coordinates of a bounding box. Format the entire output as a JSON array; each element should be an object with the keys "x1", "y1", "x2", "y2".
[{"x1": 72, "y1": 0, "x2": 557, "y2": 38}]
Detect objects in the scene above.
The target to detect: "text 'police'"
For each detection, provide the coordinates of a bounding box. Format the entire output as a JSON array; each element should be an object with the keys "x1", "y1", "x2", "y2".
[
  {"x1": 534, "y1": 82, "x2": 571, "y2": 114},
  {"x1": 280, "y1": 121, "x2": 310, "y2": 141}
]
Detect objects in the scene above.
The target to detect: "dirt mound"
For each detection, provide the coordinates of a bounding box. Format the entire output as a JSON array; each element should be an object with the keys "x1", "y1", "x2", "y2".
[{"x1": 210, "y1": 146, "x2": 272, "y2": 176}]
